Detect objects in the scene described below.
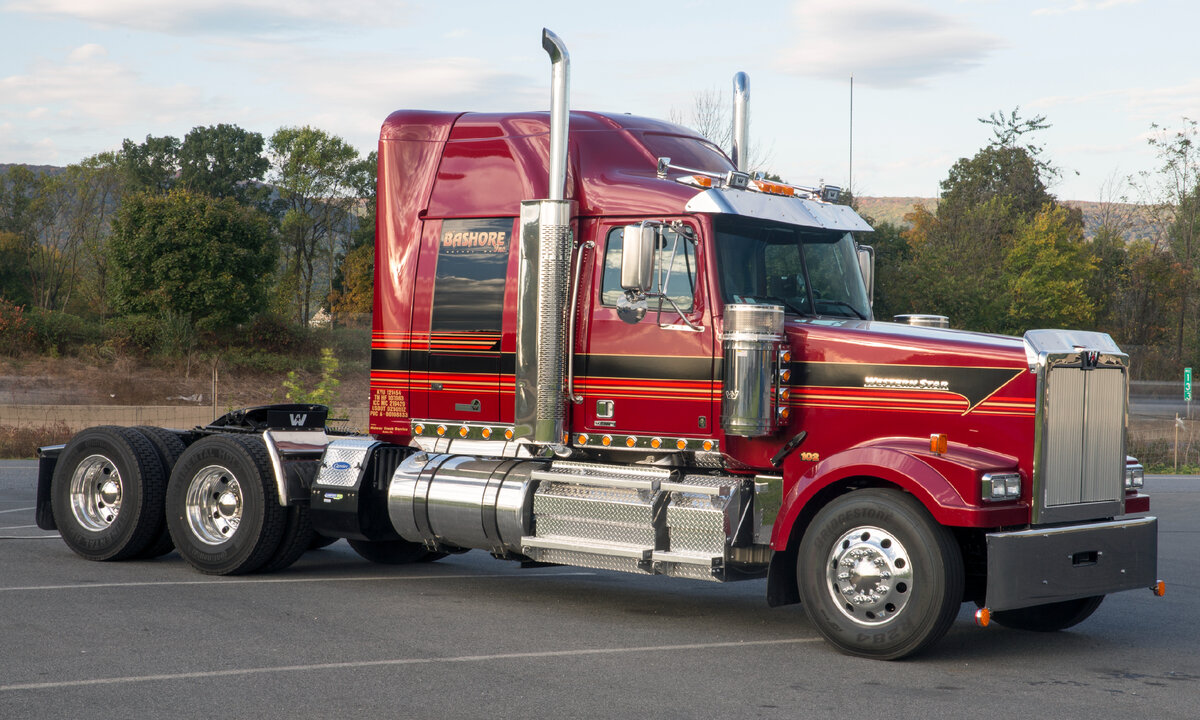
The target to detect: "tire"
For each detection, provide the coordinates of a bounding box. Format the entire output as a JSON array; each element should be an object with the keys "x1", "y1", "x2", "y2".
[
  {"x1": 797, "y1": 488, "x2": 964, "y2": 660},
  {"x1": 166, "y1": 434, "x2": 286, "y2": 575},
  {"x1": 348, "y1": 538, "x2": 443, "y2": 565},
  {"x1": 259, "y1": 503, "x2": 316, "y2": 573},
  {"x1": 50, "y1": 426, "x2": 166, "y2": 561},
  {"x1": 991, "y1": 596, "x2": 1104, "y2": 632},
  {"x1": 132, "y1": 427, "x2": 189, "y2": 559}
]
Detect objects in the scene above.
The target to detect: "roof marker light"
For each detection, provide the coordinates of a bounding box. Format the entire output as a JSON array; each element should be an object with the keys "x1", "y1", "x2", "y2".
[{"x1": 930, "y1": 433, "x2": 948, "y2": 455}]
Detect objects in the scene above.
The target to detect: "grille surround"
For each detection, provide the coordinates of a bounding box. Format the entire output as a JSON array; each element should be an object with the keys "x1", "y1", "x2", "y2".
[{"x1": 1025, "y1": 330, "x2": 1128, "y2": 525}]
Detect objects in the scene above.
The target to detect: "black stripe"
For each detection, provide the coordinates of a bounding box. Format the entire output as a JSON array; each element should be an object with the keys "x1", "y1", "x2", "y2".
[
  {"x1": 789, "y1": 362, "x2": 1022, "y2": 409},
  {"x1": 584, "y1": 354, "x2": 713, "y2": 382}
]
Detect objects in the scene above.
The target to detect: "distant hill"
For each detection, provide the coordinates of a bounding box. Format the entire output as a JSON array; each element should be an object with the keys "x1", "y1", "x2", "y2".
[
  {"x1": 856, "y1": 196, "x2": 1159, "y2": 243},
  {"x1": 0, "y1": 163, "x2": 64, "y2": 177}
]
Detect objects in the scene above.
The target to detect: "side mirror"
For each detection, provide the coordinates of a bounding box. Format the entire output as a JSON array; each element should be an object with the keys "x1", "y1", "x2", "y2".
[
  {"x1": 856, "y1": 244, "x2": 875, "y2": 307},
  {"x1": 621, "y1": 223, "x2": 655, "y2": 293}
]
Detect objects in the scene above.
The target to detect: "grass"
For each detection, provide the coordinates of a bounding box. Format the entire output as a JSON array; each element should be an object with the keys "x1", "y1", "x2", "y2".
[{"x1": 0, "y1": 423, "x2": 73, "y2": 459}]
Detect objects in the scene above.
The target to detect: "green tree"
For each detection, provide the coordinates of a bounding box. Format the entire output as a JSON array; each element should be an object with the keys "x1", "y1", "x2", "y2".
[
  {"x1": 329, "y1": 151, "x2": 377, "y2": 316},
  {"x1": 118, "y1": 135, "x2": 180, "y2": 194},
  {"x1": 0, "y1": 231, "x2": 32, "y2": 305},
  {"x1": 1003, "y1": 204, "x2": 1096, "y2": 332},
  {"x1": 178, "y1": 124, "x2": 270, "y2": 208},
  {"x1": 108, "y1": 189, "x2": 276, "y2": 332},
  {"x1": 269, "y1": 126, "x2": 364, "y2": 325}
]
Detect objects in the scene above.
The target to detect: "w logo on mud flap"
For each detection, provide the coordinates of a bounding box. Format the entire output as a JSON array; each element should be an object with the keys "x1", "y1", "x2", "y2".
[{"x1": 289, "y1": 413, "x2": 308, "y2": 426}]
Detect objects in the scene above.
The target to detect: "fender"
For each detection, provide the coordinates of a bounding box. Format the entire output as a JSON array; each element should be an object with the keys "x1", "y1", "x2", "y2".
[{"x1": 770, "y1": 437, "x2": 1026, "y2": 551}]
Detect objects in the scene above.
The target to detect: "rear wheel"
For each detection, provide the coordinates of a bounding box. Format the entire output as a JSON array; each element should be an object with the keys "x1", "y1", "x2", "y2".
[
  {"x1": 132, "y1": 426, "x2": 189, "y2": 559},
  {"x1": 166, "y1": 435, "x2": 285, "y2": 575},
  {"x1": 51, "y1": 426, "x2": 166, "y2": 561},
  {"x1": 797, "y1": 488, "x2": 964, "y2": 660},
  {"x1": 991, "y1": 596, "x2": 1104, "y2": 632}
]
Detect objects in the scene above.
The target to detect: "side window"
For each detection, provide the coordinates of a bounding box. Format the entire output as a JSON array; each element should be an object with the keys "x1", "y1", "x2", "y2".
[
  {"x1": 430, "y1": 218, "x2": 511, "y2": 331},
  {"x1": 600, "y1": 226, "x2": 696, "y2": 311}
]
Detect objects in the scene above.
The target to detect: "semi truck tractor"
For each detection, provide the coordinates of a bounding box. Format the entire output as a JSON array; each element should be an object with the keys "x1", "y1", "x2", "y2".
[{"x1": 35, "y1": 29, "x2": 1161, "y2": 659}]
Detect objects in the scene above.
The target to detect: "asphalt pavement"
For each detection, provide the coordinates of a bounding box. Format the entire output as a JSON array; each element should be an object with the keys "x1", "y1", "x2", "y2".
[{"x1": 0, "y1": 461, "x2": 1195, "y2": 719}]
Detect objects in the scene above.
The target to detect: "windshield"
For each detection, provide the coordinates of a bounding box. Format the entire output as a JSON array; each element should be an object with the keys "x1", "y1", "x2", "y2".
[{"x1": 713, "y1": 215, "x2": 871, "y2": 320}]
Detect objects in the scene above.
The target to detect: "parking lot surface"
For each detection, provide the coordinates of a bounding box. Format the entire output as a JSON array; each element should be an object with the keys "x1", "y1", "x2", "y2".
[{"x1": 1, "y1": 461, "x2": 1195, "y2": 719}]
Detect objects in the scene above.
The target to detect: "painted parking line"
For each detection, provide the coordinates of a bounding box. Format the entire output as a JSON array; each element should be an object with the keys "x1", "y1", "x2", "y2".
[
  {"x1": 0, "y1": 637, "x2": 821, "y2": 692},
  {"x1": 0, "y1": 570, "x2": 596, "y2": 593},
  {"x1": 0, "y1": 506, "x2": 35, "y2": 514}
]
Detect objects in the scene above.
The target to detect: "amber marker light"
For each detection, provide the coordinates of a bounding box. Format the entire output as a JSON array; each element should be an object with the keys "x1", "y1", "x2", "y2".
[
  {"x1": 436, "y1": 425, "x2": 447, "y2": 436},
  {"x1": 458, "y1": 426, "x2": 469, "y2": 438},
  {"x1": 676, "y1": 439, "x2": 688, "y2": 450},
  {"x1": 778, "y1": 407, "x2": 791, "y2": 422},
  {"x1": 974, "y1": 608, "x2": 991, "y2": 628},
  {"x1": 504, "y1": 428, "x2": 514, "y2": 440},
  {"x1": 577, "y1": 434, "x2": 589, "y2": 445},
  {"x1": 650, "y1": 437, "x2": 662, "y2": 449},
  {"x1": 413, "y1": 424, "x2": 425, "y2": 435},
  {"x1": 601, "y1": 435, "x2": 613, "y2": 447},
  {"x1": 780, "y1": 368, "x2": 792, "y2": 383},
  {"x1": 1153, "y1": 580, "x2": 1167, "y2": 597},
  {"x1": 780, "y1": 349, "x2": 792, "y2": 364},
  {"x1": 930, "y1": 433, "x2": 948, "y2": 455},
  {"x1": 702, "y1": 440, "x2": 714, "y2": 451},
  {"x1": 778, "y1": 388, "x2": 791, "y2": 402},
  {"x1": 481, "y1": 427, "x2": 492, "y2": 439}
]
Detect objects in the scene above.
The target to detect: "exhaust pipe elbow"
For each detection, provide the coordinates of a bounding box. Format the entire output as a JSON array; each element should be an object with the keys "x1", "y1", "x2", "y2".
[
  {"x1": 731, "y1": 72, "x2": 750, "y2": 172},
  {"x1": 542, "y1": 28, "x2": 571, "y2": 201}
]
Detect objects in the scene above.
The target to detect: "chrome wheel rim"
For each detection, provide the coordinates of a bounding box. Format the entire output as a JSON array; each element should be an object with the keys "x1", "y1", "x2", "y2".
[
  {"x1": 185, "y1": 465, "x2": 243, "y2": 546},
  {"x1": 69, "y1": 454, "x2": 123, "y2": 531},
  {"x1": 825, "y1": 525, "x2": 913, "y2": 627}
]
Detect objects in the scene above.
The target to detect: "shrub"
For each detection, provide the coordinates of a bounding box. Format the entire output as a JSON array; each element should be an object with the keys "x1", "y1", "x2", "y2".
[
  {"x1": 0, "y1": 299, "x2": 34, "y2": 356},
  {"x1": 24, "y1": 308, "x2": 104, "y2": 355}
]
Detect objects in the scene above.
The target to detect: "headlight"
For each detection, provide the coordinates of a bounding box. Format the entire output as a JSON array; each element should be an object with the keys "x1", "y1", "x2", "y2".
[
  {"x1": 982, "y1": 472, "x2": 1022, "y2": 501},
  {"x1": 1125, "y1": 463, "x2": 1145, "y2": 489}
]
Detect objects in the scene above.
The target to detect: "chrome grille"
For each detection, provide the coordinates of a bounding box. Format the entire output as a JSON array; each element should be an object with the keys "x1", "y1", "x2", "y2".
[{"x1": 1026, "y1": 330, "x2": 1127, "y2": 524}]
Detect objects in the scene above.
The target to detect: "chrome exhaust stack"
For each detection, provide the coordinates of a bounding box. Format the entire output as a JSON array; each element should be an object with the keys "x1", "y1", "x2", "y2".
[
  {"x1": 731, "y1": 72, "x2": 750, "y2": 172},
  {"x1": 515, "y1": 28, "x2": 575, "y2": 447}
]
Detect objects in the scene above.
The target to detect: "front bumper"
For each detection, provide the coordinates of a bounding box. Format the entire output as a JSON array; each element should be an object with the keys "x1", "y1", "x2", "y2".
[{"x1": 985, "y1": 516, "x2": 1158, "y2": 611}]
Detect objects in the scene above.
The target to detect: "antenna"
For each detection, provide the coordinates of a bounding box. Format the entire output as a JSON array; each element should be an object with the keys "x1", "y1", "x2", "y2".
[{"x1": 848, "y1": 74, "x2": 854, "y2": 196}]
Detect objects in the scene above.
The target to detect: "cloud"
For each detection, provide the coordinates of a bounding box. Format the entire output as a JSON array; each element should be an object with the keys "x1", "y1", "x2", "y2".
[
  {"x1": 1033, "y1": 80, "x2": 1200, "y2": 121},
  {"x1": 779, "y1": 0, "x2": 1005, "y2": 87},
  {"x1": 1033, "y1": 0, "x2": 1142, "y2": 17},
  {"x1": 0, "y1": 44, "x2": 228, "y2": 161},
  {"x1": 2, "y1": 0, "x2": 408, "y2": 36}
]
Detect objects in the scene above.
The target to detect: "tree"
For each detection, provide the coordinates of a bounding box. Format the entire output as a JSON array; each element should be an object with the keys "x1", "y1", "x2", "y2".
[
  {"x1": 269, "y1": 126, "x2": 364, "y2": 326},
  {"x1": 178, "y1": 124, "x2": 270, "y2": 208},
  {"x1": 329, "y1": 151, "x2": 377, "y2": 316},
  {"x1": 0, "y1": 231, "x2": 32, "y2": 306},
  {"x1": 108, "y1": 189, "x2": 276, "y2": 332},
  {"x1": 1004, "y1": 204, "x2": 1096, "y2": 332},
  {"x1": 118, "y1": 135, "x2": 180, "y2": 194},
  {"x1": 669, "y1": 87, "x2": 774, "y2": 175},
  {"x1": 978, "y1": 107, "x2": 1060, "y2": 183}
]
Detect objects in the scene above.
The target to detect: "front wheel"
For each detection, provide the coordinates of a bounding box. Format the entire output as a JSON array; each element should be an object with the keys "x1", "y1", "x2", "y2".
[
  {"x1": 991, "y1": 596, "x2": 1104, "y2": 632},
  {"x1": 797, "y1": 488, "x2": 964, "y2": 660}
]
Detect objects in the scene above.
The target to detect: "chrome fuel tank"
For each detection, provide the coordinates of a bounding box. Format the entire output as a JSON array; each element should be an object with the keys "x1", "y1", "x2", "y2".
[{"x1": 387, "y1": 453, "x2": 544, "y2": 555}]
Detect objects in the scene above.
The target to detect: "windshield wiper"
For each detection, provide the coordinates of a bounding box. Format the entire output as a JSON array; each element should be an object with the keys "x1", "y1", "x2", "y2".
[{"x1": 815, "y1": 299, "x2": 866, "y2": 320}]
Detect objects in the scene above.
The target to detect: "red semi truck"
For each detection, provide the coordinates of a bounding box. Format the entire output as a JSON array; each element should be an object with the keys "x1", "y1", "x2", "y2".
[{"x1": 36, "y1": 30, "x2": 1160, "y2": 659}]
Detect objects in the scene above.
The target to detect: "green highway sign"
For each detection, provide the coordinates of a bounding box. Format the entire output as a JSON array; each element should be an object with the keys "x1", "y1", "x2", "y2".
[{"x1": 1186, "y1": 367, "x2": 1193, "y2": 402}]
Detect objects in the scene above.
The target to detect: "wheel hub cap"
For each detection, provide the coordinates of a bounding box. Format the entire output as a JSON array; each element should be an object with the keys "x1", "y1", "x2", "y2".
[
  {"x1": 185, "y1": 466, "x2": 244, "y2": 546},
  {"x1": 69, "y1": 454, "x2": 122, "y2": 531},
  {"x1": 825, "y1": 526, "x2": 913, "y2": 627}
]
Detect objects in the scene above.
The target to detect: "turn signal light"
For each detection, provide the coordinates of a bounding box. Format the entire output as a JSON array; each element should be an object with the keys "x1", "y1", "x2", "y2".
[
  {"x1": 436, "y1": 425, "x2": 447, "y2": 437},
  {"x1": 601, "y1": 435, "x2": 613, "y2": 447},
  {"x1": 481, "y1": 427, "x2": 492, "y2": 439},
  {"x1": 504, "y1": 428, "x2": 514, "y2": 440},
  {"x1": 413, "y1": 424, "x2": 425, "y2": 435},
  {"x1": 625, "y1": 436, "x2": 637, "y2": 448},
  {"x1": 930, "y1": 433, "x2": 948, "y2": 455},
  {"x1": 577, "y1": 434, "x2": 589, "y2": 445},
  {"x1": 650, "y1": 437, "x2": 662, "y2": 449},
  {"x1": 702, "y1": 440, "x2": 714, "y2": 452},
  {"x1": 676, "y1": 439, "x2": 688, "y2": 450}
]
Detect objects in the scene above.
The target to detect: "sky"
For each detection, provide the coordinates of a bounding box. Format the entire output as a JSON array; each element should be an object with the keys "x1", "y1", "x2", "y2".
[{"x1": 1, "y1": 0, "x2": 1196, "y2": 202}]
